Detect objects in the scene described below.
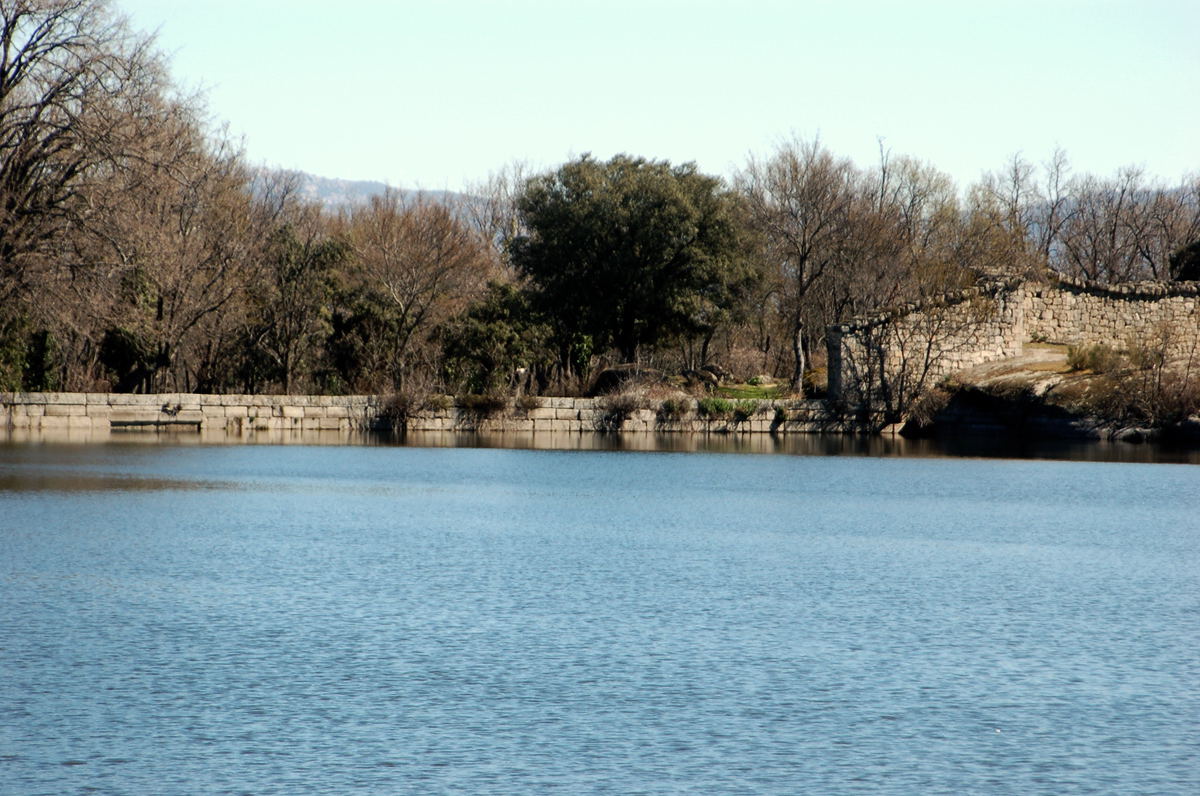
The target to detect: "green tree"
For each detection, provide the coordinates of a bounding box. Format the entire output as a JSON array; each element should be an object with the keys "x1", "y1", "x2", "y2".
[
  {"x1": 510, "y1": 154, "x2": 757, "y2": 366},
  {"x1": 440, "y1": 282, "x2": 553, "y2": 395},
  {"x1": 1170, "y1": 240, "x2": 1200, "y2": 281}
]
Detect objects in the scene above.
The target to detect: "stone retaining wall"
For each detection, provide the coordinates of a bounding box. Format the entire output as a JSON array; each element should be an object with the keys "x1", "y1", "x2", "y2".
[
  {"x1": 1, "y1": 393, "x2": 850, "y2": 436},
  {"x1": 0, "y1": 392, "x2": 385, "y2": 434}
]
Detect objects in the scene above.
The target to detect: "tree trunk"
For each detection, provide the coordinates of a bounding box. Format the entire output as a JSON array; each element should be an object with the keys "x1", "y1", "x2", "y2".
[
  {"x1": 700, "y1": 330, "x2": 714, "y2": 368},
  {"x1": 790, "y1": 318, "x2": 806, "y2": 395}
]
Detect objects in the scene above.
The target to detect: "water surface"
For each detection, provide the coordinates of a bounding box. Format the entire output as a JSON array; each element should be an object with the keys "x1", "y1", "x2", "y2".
[{"x1": 2, "y1": 440, "x2": 1197, "y2": 794}]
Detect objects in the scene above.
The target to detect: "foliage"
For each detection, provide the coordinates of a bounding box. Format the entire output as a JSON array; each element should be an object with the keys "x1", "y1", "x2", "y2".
[
  {"x1": 657, "y1": 396, "x2": 692, "y2": 422},
  {"x1": 243, "y1": 226, "x2": 345, "y2": 393},
  {"x1": 343, "y1": 192, "x2": 492, "y2": 393},
  {"x1": 511, "y1": 154, "x2": 759, "y2": 364},
  {"x1": 904, "y1": 387, "x2": 954, "y2": 429},
  {"x1": 1169, "y1": 240, "x2": 1200, "y2": 281},
  {"x1": 696, "y1": 396, "x2": 734, "y2": 420},
  {"x1": 457, "y1": 393, "x2": 509, "y2": 418},
  {"x1": 0, "y1": 315, "x2": 61, "y2": 392},
  {"x1": 598, "y1": 390, "x2": 648, "y2": 430},
  {"x1": 99, "y1": 327, "x2": 157, "y2": 393},
  {"x1": 440, "y1": 282, "x2": 554, "y2": 395},
  {"x1": 422, "y1": 393, "x2": 453, "y2": 412},
  {"x1": 717, "y1": 382, "x2": 786, "y2": 400},
  {"x1": 732, "y1": 399, "x2": 762, "y2": 422}
]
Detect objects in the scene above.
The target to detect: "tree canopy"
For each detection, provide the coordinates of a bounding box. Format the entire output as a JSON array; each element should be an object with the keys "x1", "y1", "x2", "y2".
[{"x1": 510, "y1": 154, "x2": 758, "y2": 364}]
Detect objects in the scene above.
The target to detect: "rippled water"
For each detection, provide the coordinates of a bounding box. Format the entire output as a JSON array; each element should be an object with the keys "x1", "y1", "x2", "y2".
[{"x1": 2, "y1": 440, "x2": 1198, "y2": 794}]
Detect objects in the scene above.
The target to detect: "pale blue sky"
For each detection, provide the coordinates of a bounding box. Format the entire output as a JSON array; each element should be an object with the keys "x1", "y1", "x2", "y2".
[{"x1": 119, "y1": 0, "x2": 1198, "y2": 191}]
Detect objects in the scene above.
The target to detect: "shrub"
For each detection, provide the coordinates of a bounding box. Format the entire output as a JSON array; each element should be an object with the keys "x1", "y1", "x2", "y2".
[
  {"x1": 904, "y1": 387, "x2": 953, "y2": 429},
  {"x1": 598, "y1": 390, "x2": 647, "y2": 430},
  {"x1": 422, "y1": 394, "x2": 452, "y2": 412},
  {"x1": 1067, "y1": 344, "x2": 1123, "y2": 374},
  {"x1": 773, "y1": 406, "x2": 789, "y2": 425},
  {"x1": 458, "y1": 393, "x2": 509, "y2": 418},
  {"x1": 696, "y1": 396, "x2": 733, "y2": 420},
  {"x1": 515, "y1": 393, "x2": 541, "y2": 411},
  {"x1": 657, "y1": 396, "x2": 691, "y2": 422},
  {"x1": 733, "y1": 399, "x2": 762, "y2": 422}
]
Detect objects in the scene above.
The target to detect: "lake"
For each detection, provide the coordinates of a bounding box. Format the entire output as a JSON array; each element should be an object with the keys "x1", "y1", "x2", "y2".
[{"x1": 2, "y1": 434, "x2": 1198, "y2": 794}]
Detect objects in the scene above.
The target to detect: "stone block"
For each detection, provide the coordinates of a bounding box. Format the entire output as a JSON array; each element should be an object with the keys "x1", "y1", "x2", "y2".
[
  {"x1": 14, "y1": 392, "x2": 47, "y2": 404},
  {"x1": 524, "y1": 407, "x2": 557, "y2": 420},
  {"x1": 48, "y1": 392, "x2": 89, "y2": 405},
  {"x1": 45, "y1": 403, "x2": 86, "y2": 417}
]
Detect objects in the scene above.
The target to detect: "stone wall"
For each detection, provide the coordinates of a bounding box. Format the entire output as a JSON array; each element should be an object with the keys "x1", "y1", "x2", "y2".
[
  {"x1": 827, "y1": 280, "x2": 1026, "y2": 403},
  {"x1": 828, "y1": 276, "x2": 1200, "y2": 404},
  {"x1": 0, "y1": 392, "x2": 850, "y2": 438},
  {"x1": 0, "y1": 392, "x2": 385, "y2": 434},
  {"x1": 1024, "y1": 276, "x2": 1200, "y2": 350}
]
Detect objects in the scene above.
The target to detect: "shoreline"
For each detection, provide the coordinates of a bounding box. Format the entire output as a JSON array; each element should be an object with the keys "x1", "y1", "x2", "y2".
[{"x1": 4, "y1": 389, "x2": 1199, "y2": 451}]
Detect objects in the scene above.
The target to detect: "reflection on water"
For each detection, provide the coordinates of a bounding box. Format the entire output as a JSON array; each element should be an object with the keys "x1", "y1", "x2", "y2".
[{"x1": 4, "y1": 425, "x2": 1200, "y2": 464}]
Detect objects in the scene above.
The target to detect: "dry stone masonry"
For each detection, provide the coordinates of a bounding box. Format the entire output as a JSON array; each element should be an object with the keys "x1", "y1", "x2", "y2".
[
  {"x1": 827, "y1": 275, "x2": 1200, "y2": 402},
  {"x1": 1024, "y1": 276, "x2": 1200, "y2": 350}
]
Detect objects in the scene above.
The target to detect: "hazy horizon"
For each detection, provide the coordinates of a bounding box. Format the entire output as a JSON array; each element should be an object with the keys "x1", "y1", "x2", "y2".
[{"x1": 118, "y1": 0, "x2": 1200, "y2": 191}]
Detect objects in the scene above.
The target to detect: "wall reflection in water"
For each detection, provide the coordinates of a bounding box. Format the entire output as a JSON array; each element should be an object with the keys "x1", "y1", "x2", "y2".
[{"x1": 3, "y1": 425, "x2": 1198, "y2": 465}]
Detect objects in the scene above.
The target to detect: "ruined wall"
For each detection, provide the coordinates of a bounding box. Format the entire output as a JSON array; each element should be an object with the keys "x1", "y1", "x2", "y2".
[
  {"x1": 1024, "y1": 276, "x2": 1200, "y2": 350},
  {"x1": 827, "y1": 280, "x2": 1026, "y2": 404},
  {"x1": 827, "y1": 275, "x2": 1200, "y2": 404}
]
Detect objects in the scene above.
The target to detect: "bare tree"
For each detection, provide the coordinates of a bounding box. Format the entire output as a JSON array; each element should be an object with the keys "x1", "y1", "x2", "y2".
[
  {"x1": 0, "y1": 0, "x2": 164, "y2": 303},
  {"x1": 345, "y1": 192, "x2": 491, "y2": 392},
  {"x1": 71, "y1": 106, "x2": 260, "y2": 391},
  {"x1": 462, "y1": 160, "x2": 532, "y2": 278},
  {"x1": 739, "y1": 138, "x2": 858, "y2": 391}
]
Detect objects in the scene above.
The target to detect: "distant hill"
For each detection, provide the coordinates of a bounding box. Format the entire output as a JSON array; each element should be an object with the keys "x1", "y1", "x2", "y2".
[{"x1": 283, "y1": 171, "x2": 472, "y2": 210}]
